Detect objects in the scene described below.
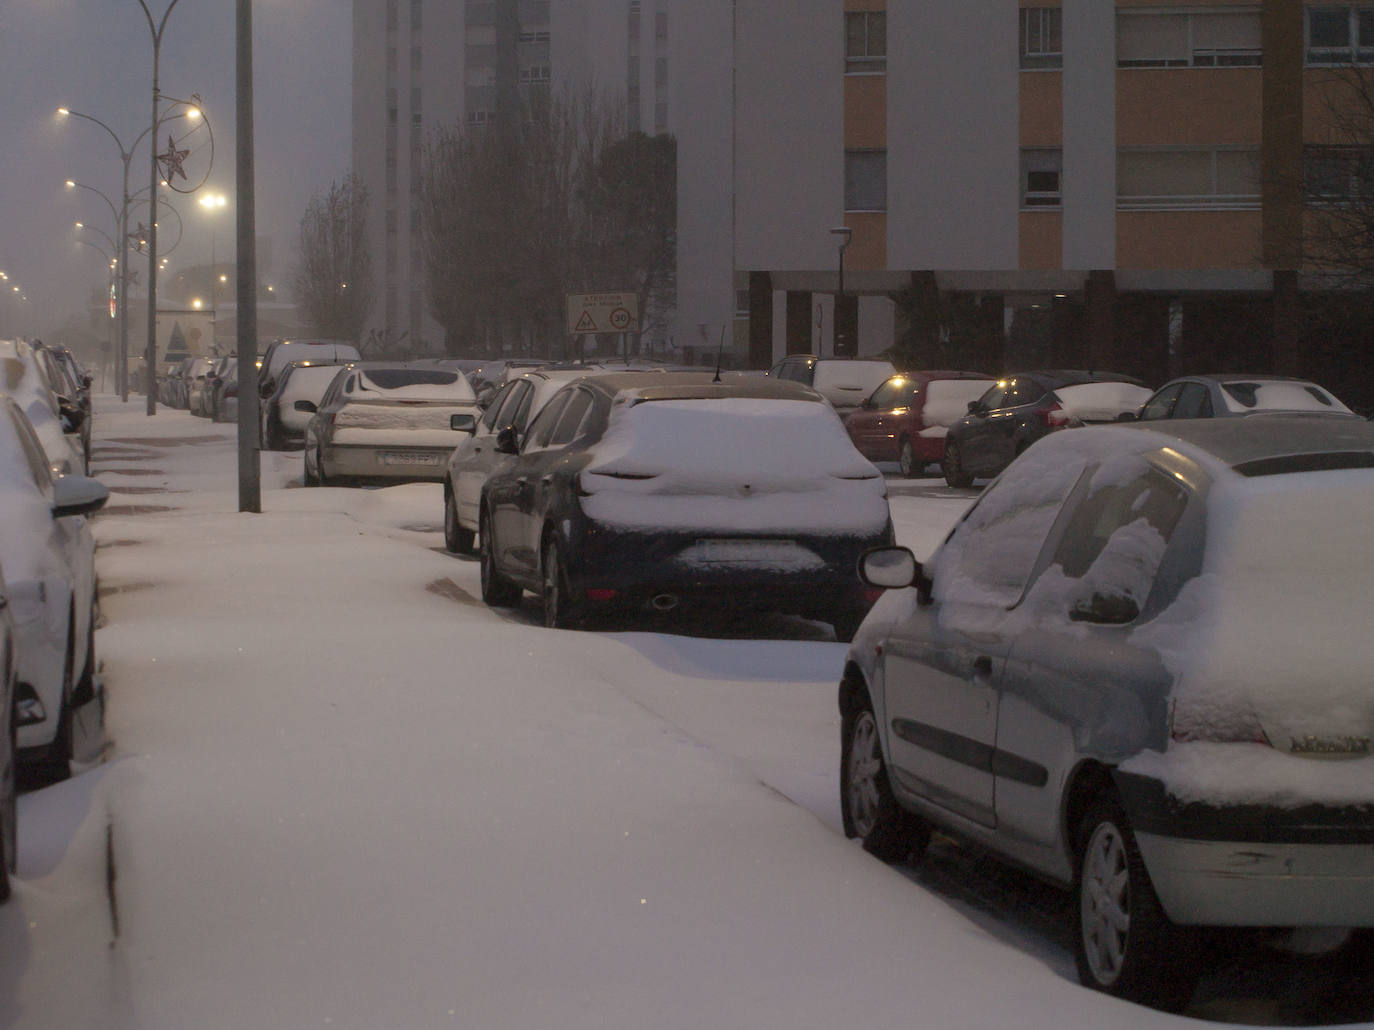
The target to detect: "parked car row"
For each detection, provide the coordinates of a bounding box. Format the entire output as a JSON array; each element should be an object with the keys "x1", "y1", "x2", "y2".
[{"x1": 0, "y1": 340, "x2": 110, "y2": 903}]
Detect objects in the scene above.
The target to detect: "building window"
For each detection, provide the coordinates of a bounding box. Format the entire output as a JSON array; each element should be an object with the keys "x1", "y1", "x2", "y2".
[
  {"x1": 1305, "y1": 145, "x2": 1374, "y2": 202},
  {"x1": 1307, "y1": 6, "x2": 1374, "y2": 64},
  {"x1": 410, "y1": 0, "x2": 422, "y2": 31},
  {"x1": 1021, "y1": 149, "x2": 1062, "y2": 208},
  {"x1": 519, "y1": 30, "x2": 551, "y2": 43},
  {"x1": 467, "y1": 109, "x2": 495, "y2": 127},
  {"x1": 1118, "y1": 147, "x2": 1260, "y2": 208},
  {"x1": 845, "y1": 12, "x2": 886, "y2": 73},
  {"x1": 1118, "y1": 10, "x2": 1262, "y2": 68},
  {"x1": 520, "y1": 65, "x2": 551, "y2": 84},
  {"x1": 845, "y1": 150, "x2": 887, "y2": 211},
  {"x1": 1021, "y1": 8, "x2": 1063, "y2": 69}
]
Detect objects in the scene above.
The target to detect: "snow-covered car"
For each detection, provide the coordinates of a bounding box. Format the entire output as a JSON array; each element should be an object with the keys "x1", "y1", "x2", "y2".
[
  {"x1": 260, "y1": 361, "x2": 350, "y2": 450},
  {"x1": 840, "y1": 415, "x2": 1374, "y2": 1011},
  {"x1": 0, "y1": 339, "x2": 87, "y2": 476},
  {"x1": 301, "y1": 363, "x2": 480, "y2": 485},
  {"x1": 32, "y1": 342, "x2": 92, "y2": 470},
  {"x1": 257, "y1": 339, "x2": 361, "y2": 399},
  {"x1": 443, "y1": 367, "x2": 640, "y2": 554},
  {"x1": 844, "y1": 371, "x2": 996, "y2": 476},
  {"x1": 479, "y1": 371, "x2": 893, "y2": 638},
  {"x1": 1135, "y1": 374, "x2": 1356, "y2": 421},
  {"x1": 0, "y1": 395, "x2": 107, "y2": 785},
  {"x1": 184, "y1": 356, "x2": 218, "y2": 417},
  {"x1": 767, "y1": 355, "x2": 898, "y2": 415},
  {"x1": 942, "y1": 369, "x2": 1149, "y2": 487}
]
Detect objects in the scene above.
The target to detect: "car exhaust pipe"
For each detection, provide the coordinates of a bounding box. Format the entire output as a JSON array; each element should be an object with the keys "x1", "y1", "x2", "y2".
[{"x1": 651, "y1": 594, "x2": 679, "y2": 612}]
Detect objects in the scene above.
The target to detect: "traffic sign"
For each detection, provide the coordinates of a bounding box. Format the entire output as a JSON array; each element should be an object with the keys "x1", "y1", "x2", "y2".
[{"x1": 567, "y1": 293, "x2": 639, "y2": 335}]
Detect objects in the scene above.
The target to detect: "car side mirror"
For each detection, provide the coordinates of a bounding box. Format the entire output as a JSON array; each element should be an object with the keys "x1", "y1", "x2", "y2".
[
  {"x1": 81, "y1": 374, "x2": 93, "y2": 389},
  {"x1": 494, "y1": 426, "x2": 520, "y2": 455},
  {"x1": 858, "y1": 546, "x2": 933, "y2": 605},
  {"x1": 967, "y1": 400, "x2": 983, "y2": 414},
  {"x1": 1069, "y1": 591, "x2": 1139, "y2": 625},
  {"x1": 52, "y1": 474, "x2": 109, "y2": 518},
  {"x1": 294, "y1": 400, "x2": 318, "y2": 414},
  {"x1": 59, "y1": 399, "x2": 86, "y2": 432},
  {"x1": 451, "y1": 413, "x2": 477, "y2": 434}
]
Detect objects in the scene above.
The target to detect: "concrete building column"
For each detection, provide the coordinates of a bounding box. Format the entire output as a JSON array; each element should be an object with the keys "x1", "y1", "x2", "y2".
[
  {"x1": 1272, "y1": 269, "x2": 1302, "y2": 376},
  {"x1": 785, "y1": 291, "x2": 813, "y2": 354},
  {"x1": 1084, "y1": 269, "x2": 1117, "y2": 372},
  {"x1": 834, "y1": 293, "x2": 858, "y2": 358},
  {"x1": 748, "y1": 271, "x2": 773, "y2": 370}
]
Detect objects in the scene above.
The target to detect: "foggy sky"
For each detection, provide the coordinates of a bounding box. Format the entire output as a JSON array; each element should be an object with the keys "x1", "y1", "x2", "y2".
[{"x1": 0, "y1": 0, "x2": 352, "y2": 338}]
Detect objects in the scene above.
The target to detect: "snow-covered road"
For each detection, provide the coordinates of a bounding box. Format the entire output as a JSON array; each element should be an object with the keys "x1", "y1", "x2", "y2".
[{"x1": 0, "y1": 395, "x2": 1366, "y2": 1029}]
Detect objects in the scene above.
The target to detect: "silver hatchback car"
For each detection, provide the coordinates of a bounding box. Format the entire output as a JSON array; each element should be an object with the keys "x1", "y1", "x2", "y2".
[{"x1": 840, "y1": 415, "x2": 1374, "y2": 1011}]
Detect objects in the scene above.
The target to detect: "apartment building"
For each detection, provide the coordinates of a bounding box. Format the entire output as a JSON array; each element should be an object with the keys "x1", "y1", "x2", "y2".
[{"x1": 736, "y1": 0, "x2": 1361, "y2": 385}]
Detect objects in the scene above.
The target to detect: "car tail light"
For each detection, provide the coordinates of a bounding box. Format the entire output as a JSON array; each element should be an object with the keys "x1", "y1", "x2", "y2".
[
  {"x1": 1041, "y1": 402, "x2": 1071, "y2": 429},
  {"x1": 1168, "y1": 696, "x2": 1272, "y2": 746},
  {"x1": 585, "y1": 588, "x2": 617, "y2": 602}
]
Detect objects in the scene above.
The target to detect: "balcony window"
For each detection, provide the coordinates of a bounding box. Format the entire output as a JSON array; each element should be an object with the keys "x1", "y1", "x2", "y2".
[
  {"x1": 845, "y1": 150, "x2": 887, "y2": 212},
  {"x1": 1021, "y1": 149, "x2": 1062, "y2": 208},
  {"x1": 845, "y1": 12, "x2": 886, "y2": 73},
  {"x1": 1118, "y1": 10, "x2": 1261, "y2": 68},
  {"x1": 1021, "y1": 8, "x2": 1063, "y2": 70},
  {"x1": 1307, "y1": 6, "x2": 1374, "y2": 64},
  {"x1": 1118, "y1": 147, "x2": 1260, "y2": 208}
]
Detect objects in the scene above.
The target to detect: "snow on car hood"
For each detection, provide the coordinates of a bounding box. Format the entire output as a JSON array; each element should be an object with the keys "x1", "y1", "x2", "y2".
[
  {"x1": 1124, "y1": 469, "x2": 1374, "y2": 807},
  {"x1": 580, "y1": 398, "x2": 890, "y2": 533}
]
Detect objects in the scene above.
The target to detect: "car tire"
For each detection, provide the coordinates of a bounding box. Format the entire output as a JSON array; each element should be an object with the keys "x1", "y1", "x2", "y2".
[
  {"x1": 0, "y1": 720, "x2": 15, "y2": 903},
  {"x1": 28, "y1": 622, "x2": 75, "y2": 788},
  {"x1": 1074, "y1": 795, "x2": 1200, "y2": 1013},
  {"x1": 541, "y1": 537, "x2": 584, "y2": 630},
  {"x1": 841, "y1": 695, "x2": 930, "y2": 864},
  {"x1": 479, "y1": 508, "x2": 522, "y2": 608},
  {"x1": 444, "y1": 488, "x2": 475, "y2": 555},
  {"x1": 942, "y1": 441, "x2": 974, "y2": 489},
  {"x1": 315, "y1": 447, "x2": 330, "y2": 486},
  {"x1": 898, "y1": 437, "x2": 918, "y2": 479},
  {"x1": 303, "y1": 449, "x2": 320, "y2": 486},
  {"x1": 262, "y1": 414, "x2": 284, "y2": 452}
]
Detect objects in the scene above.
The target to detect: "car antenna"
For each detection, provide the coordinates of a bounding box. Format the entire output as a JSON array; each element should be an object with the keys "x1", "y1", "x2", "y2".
[{"x1": 713, "y1": 325, "x2": 725, "y2": 383}]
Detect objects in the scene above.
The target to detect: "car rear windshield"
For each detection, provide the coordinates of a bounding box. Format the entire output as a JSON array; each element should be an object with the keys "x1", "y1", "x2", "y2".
[
  {"x1": 1221, "y1": 381, "x2": 1348, "y2": 413},
  {"x1": 362, "y1": 369, "x2": 460, "y2": 390}
]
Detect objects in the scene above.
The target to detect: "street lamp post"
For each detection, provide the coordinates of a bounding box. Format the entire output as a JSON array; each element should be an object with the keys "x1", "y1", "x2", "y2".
[
  {"x1": 830, "y1": 225, "x2": 853, "y2": 357},
  {"x1": 199, "y1": 193, "x2": 227, "y2": 353}
]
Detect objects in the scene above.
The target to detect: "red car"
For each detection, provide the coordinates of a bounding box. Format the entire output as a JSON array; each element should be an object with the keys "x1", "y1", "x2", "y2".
[{"x1": 844, "y1": 371, "x2": 995, "y2": 477}]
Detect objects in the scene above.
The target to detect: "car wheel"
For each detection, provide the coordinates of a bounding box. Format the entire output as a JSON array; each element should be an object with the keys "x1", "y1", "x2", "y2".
[
  {"x1": 28, "y1": 622, "x2": 75, "y2": 788},
  {"x1": 479, "y1": 508, "x2": 522, "y2": 608},
  {"x1": 443, "y1": 488, "x2": 475, "y2": 555},
  {"x1": 0, "y1": 719, "x2": 15, "y2": 903},
  {"x1": 303, "y1": 448, "x2": 320, "y2": 486},
  {"x1": 898, "y1": 437, "x2": 917, "y2": 478},
  {"x1": 840, "y1": 695, "x2": 930, "y2": 864},
  {"x1": 315, "y1": 447, "x2": 330, "y2": 486},
  {"x1": 1074, "y1": 795, "x2": 1200, "y2": 1012},
  {"x1": 942, "y1": 441, "x2": 974, "y2": 488},
  {"x1": 541, "y1": 537, "x2": 583, "y2": 630},
  {"x1": 262, "y1": 415, "x2": 283, "y2": 452}
]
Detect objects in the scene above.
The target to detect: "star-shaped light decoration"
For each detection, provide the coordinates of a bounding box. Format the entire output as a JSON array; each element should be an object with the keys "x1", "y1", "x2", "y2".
[
  {"x1": 128, "y1": 223, "x2": 150, "y2": 253},
  {"x1": 157, "y1": 135, "x2": 190, "y2": 182}
]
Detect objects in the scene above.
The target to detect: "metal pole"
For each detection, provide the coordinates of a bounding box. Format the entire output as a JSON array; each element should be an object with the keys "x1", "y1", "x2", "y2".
[
  {"x1": 118, "y1": 152, "x2": 131, "y2": 400},
  {"x1": 237, "y1": 0, "x2": 261, "y2": 512}
]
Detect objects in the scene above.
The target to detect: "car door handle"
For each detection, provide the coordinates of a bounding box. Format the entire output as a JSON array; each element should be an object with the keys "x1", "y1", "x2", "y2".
[
  {"x1": 972, "y1": 655, "x2": 993, "y2": 679},
  {"x1": 540, "y1": 476, "x2": 553, "y2": 485}
]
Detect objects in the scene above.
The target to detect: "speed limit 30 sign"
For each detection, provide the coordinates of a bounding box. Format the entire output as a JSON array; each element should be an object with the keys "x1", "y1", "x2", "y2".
[{"x1": 567, "y1": 293, "x2": 640, "y2": 334}]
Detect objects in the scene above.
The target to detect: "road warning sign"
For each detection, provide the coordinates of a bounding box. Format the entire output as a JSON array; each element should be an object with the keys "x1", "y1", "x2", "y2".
[{"x1": 567, "y1": 293, "x2": 639, "y2": 335}]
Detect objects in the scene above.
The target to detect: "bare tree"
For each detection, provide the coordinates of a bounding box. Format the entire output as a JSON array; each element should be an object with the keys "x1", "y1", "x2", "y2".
[
  {"x1": 294, "y1": 175, "x2": 375, "y2": 342},
  {"x1": 421, "y1": 83, "x2": 673, "y2": 358}
]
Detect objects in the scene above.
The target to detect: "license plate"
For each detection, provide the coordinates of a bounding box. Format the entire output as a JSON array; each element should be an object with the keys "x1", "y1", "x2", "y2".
[
  {"x1": 696, "y1": 538, "x2": 798, "y2": 562},
  {"x1": 380, "y1": 451, "x2": 440, "y2": 466}
]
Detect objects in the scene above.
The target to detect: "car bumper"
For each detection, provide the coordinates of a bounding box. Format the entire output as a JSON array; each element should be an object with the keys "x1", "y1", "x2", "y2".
[
  {"x1": 1118, "y1": 771, "x2": 1374, "y2": 927},
  {"x1": 570, "y1": 524, "x2": 887, "y2": 617}
]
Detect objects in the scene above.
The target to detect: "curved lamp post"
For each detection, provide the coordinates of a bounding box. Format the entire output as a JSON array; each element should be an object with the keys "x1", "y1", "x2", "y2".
[{"x1": 830, "y1": 225, "x2": 853, "y2": 357}]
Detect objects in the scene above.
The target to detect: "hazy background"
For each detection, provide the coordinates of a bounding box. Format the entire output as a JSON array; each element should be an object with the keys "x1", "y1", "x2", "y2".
[{"x1": 0, "y1": 0, "x2": 352, "y2": 337}]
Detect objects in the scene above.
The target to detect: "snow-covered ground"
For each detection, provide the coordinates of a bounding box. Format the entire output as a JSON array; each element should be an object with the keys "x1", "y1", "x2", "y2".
[{"x1": 0, "y1": 394, "x2": 1367, "y2": 1029}]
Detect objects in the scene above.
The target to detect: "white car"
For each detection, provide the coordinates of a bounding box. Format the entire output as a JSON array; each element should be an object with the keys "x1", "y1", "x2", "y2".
[
  {"x1": 0, "y1": 339, "x2": 86, "y2": 476},
  {"x1": 0, "y1": 396, "x2": 107, "y2": 784}
]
